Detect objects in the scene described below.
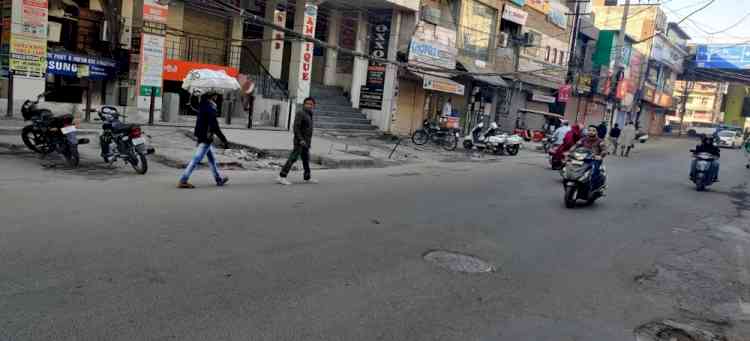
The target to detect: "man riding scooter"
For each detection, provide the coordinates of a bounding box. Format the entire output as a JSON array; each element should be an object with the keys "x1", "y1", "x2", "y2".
[
  {"x1": 691, "y1": 135, "x2": 721, "y2": 182},
  {"x1": 576, "y1": 125, "x2": 608, "y2": 189}
]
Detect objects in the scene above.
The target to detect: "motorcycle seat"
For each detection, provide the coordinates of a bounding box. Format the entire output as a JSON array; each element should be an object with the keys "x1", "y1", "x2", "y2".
[{"x1": 113, "y1": 124, "x2": 137, "y2": 134}]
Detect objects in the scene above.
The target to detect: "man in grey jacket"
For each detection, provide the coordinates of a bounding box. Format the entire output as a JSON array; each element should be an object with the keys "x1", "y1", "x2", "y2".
[{"x1": 277, "y1": 97, "x2": 317, "y2": 185}]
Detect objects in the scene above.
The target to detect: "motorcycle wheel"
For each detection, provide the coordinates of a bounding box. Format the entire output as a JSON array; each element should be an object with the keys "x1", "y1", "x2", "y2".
[
  {"x1": 129, "y1": 152, "x2": 148, "y2": 174},
  {"x1": 442, "y1": 133, "x2": 458, "y2": 151},
  {"x1": 412, "y1": 130, "x2": 429, "y2": 145},
  {"x1": 564, "y1": 186, "x2": 577, "y2": 208},
  {"x1": 21, "y1": 126, "x2": 49, "y2": 154},
  {"x1": 463, "y1": 140, "x2": 473, "y2": 150},
  {"x1": 506, "y1": 145, "x2": 520, "y2": 156}
]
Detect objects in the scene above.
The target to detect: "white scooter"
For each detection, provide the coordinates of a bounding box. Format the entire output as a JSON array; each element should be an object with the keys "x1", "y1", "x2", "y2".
[{"x1": 463, "y1": 122, "x2": 523, "y2": 156}]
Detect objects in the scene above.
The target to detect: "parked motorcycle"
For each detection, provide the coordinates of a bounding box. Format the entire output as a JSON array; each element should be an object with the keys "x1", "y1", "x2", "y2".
[
  {"x1": 97, "y1": 106, "x2": 154, "y2": 174},
  {"x1": 463, "y1": 122, "x2": 522, "y2": 155},
  {"x1": 690, "y1": 150, "x2": 718, "y2": 191},
  {"x1": 20, "y1": 92, "x2": 89, "y2": 167},
  {"x1": 412, "y1": 119, "x2": 459, "y2": 151},
  {"x1": 562, "y1": 148, "x2": 607, "y2": 208}
]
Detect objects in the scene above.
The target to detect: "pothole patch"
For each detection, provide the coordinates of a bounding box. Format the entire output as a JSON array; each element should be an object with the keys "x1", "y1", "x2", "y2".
[
  {"x1": 634, "y1": 320, "x2": 727, "y2": 341},
  {"x1": 423, "y1": 250, "x2": 495, "y2": 273}
]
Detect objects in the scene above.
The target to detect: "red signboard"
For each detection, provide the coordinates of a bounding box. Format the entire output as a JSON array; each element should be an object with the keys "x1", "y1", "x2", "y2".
[
  {"x1": 163, "y1": 59, "x2": 239, "y2": 82},
  {"x1": 558, "y1": 84, "x2": 572, "y2": 102}
]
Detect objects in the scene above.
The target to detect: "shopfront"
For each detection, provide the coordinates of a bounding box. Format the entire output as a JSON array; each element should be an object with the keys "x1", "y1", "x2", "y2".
[
  {"x1": 45, "y1": 51, "x2": 118, "y2": 105},
  {"x1": 392, "y1": 69, "x2": 466, "y2": 135},
  {"x1": 162, "y1": 59, "x2": 239, "y2": 115}
]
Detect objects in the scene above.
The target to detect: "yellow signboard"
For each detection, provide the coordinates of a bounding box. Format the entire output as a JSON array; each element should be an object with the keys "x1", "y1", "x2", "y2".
[
  {"x1": 526, "y1": 0, "x2": 549, "y2": 14},
  {"x1": 9, "y1": 37, "x2": 45, "y2": 75}
]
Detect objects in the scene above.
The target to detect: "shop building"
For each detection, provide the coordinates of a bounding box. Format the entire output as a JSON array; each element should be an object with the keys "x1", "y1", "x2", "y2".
[{"x1": 669, "y1": 81, "x2": 725, "y2": 127}]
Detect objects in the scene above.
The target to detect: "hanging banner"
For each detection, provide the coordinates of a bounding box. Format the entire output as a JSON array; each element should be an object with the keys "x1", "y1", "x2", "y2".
[
  {"x1": 143, "y1": 0, "x2": 168, "y2": 24},
  {"x1": 9, "y1": 0, "x2": 47, "y2": 77},
  {"x1": 360, "y1": 11, "x2": 392, "y2": 110},
  {"x1": 558, "y1": 84, "x2": 572, "y2": 102},
  {"x1": 293, "y1": 3, "x2": 317, "y2": 101}
]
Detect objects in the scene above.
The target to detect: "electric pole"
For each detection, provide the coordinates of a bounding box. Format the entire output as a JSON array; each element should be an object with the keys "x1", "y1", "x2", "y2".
[{"x1": 610, "y1": 0, "x2": 631, "y2": 126}]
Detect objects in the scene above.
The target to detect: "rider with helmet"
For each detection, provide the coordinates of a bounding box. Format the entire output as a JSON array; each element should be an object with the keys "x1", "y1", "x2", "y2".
[{"x1": 691, "y1": 135, "x2": 721, "y2": 182}]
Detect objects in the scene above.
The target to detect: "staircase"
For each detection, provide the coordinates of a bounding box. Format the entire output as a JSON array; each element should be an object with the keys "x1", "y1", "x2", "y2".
[{"x1": 309, "y1": 84, "x2": 379, "y2": 132}]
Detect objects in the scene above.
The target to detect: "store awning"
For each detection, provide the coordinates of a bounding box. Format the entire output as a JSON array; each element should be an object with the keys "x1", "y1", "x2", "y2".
[
  {"x1": 406, "y1": 67, "x2": 465, "y2": 96},
  {"x1": 518, "y1": 108, "x2": 564, "y2": 119},
  {"x1": 460, "y1": 62, "x2": 509, "y2": 87}
]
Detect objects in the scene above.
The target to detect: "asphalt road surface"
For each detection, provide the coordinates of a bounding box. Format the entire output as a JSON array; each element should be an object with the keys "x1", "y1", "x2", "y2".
[{"x1": 1, "y1": 138, "x2": 749, "y2": 340}]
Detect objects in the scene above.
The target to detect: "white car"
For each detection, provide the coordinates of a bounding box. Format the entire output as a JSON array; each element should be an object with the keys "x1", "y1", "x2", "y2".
[
  {"x1": 716, "y1": 130, "x2": 744, "y2": 149},
  {"x1": 686, "y1": 123, "x2": 718, "y2": 137}
]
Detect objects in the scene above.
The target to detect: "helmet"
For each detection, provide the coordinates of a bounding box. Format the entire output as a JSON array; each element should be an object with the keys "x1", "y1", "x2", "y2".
[{"x1": 490, "y1": 122, "x2": 499, "y2": 129}]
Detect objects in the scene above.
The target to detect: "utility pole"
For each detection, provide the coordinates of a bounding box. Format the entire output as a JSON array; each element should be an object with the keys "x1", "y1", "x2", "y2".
[
  {"x1": 679, "y1": 75, "x2": 694, "y2": 136},
  {"x1": 566, "y1": 0, "x2": 583, "y2": 83},
  {"x1": 610, "y1": 0, "x2": 631, "y2": 126}
]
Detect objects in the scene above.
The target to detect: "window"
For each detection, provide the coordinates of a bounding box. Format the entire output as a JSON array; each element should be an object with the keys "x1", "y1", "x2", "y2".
[
  {"x1": 545, "y1": 47, "x2": 551, "y2": 62},
  {"x1": 552, "y1": 48, "x2": 558, "y2": 65},
  {"x1": 458, "y1": 0, "x2": 497, "y2": 62}
]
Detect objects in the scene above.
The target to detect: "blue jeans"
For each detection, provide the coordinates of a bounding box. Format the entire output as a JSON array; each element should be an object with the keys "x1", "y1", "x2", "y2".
[
  {"x1": 179, "y1": 143, "x2": 223, "y2": 183},
  {"x1": 591, "y1": 159, "x2": 604, "y2": 189}
]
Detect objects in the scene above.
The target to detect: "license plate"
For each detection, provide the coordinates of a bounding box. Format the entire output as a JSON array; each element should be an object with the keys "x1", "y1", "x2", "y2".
[
  {"x1": 570, "y1": 160, "x2": 584, "y2": 166},
  {"x1": 61, "y1": 126, "x2": 77, "y2": 135},
  {"x1": 132, "y1": 137, "x2": 146, "y2": 146}
]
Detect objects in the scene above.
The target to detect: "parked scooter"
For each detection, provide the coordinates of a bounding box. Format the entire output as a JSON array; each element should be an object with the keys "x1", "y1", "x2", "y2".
[
  {"x1": 463, "y1": 122, "x2": 522, "y2": 155},
  {"x1": 20, "y1": 92, "x2": 89, "y2": 167},
  {"x1": 96, "y1": 106, "x2": 154, "y2": 174},
  {"x1": 562, "y1": 148, "x2": 607, "y2": 208},
  {"x1": 690, "y1": 150, "x2": 718, "y2": 191}
]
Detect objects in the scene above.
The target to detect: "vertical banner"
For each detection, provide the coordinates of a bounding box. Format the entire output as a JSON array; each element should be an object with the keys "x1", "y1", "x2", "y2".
[
  {"x1": 294, "y1": 3, "x2": 317, "y2": 101},
  {"x1": 137, "y1": 33, "x2": 165, "y2": 110},
  {"x1": 1, "y1": 0, "x2": 13, "y2": 77},
  {"x1": 143, "y1": 0, "x2": 168, "y2": 24},
  {"x1": 359, "y1": 11, "x2": 392, "y2": 110},
  {"x1": 9, "y1": 0, "x2": 47, "y2": 77}
]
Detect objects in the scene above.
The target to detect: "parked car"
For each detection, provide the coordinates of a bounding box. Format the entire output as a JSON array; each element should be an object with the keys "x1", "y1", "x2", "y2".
[
  {"x1": 716, "y1": 130, "x2": 744, "y2": 149},
  {"x1": 686, "y1": 122, "x2": 718, "y2": 137}
]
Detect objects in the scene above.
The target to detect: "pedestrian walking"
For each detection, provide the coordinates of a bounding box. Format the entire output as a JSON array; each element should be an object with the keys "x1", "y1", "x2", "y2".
[
  {"x1": 597, "y1": 121, "x2": 608, "y2": 139},
  {"x1": 619, "y1": 122, "x2": 637, "y2": 157},
  {"x1": 178, "y1": 91, "x2": 230, "y2": 188},
  {"x1": 609, "y1": 123, "x2": 622, "y2": 155},
  {"x1": 277, "y1": 97, "x2": 317, "y2": 185}
]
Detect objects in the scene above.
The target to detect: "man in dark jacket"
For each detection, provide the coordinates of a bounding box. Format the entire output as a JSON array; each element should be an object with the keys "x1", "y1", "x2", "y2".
[
  {"x1": 277, "y1": 97, "x2": 316, "y2": 185},
  {"x1": 608, "y1": 123, "x2": 622, "y2": 155},
  {"x1": 597, "y1": 121, "x2": 608, "y2": 139},
  {"x1": 178, "y1": 92, "x2": 230, "y2": 188}
]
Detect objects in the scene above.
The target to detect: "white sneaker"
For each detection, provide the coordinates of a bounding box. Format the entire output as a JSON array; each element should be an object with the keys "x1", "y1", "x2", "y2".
[
  {"x1": 305, "y1": 178, "x2": 319, "y2": 184},
  {"x1": 277, "y1": 177, "x2": 292, "y2": 185}
]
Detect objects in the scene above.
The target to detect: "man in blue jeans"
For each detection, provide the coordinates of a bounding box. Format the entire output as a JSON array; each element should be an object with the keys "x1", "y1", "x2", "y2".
[{"x1": 178, "y1": 91, "x2": 230, "y2": 188}]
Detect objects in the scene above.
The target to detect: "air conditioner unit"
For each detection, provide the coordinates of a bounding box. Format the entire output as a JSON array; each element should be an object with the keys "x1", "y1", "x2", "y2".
[
  {"x1": 523, "y1": 32, "x2": 538, "y2": 47},
  {"x1": 498, "y1": 32, "x2": 509, "y2": 48}
]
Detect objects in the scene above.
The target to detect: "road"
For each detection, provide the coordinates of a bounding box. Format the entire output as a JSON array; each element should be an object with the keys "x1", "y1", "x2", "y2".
[{"x1": 1, "y1": 138, "x2": 749, "y2": 340}]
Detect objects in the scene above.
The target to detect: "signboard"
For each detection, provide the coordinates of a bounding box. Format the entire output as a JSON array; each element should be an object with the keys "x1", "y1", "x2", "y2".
[
  {"x1": 163, "y1": 59, "x2": 238, "y2": 82},
  {"x1": 695, "y1": 44, "x2": 750, "y2": 70},
  {"x1": 138, "y1": 33, "x2": 165, "y2": 98},
  {"x1": 651, "y1": 35, "x2": 683, "y2": 73},
  {"x1": 526, "y1": 0, "x2": 549, "y2": 14},
  {"x1": 337, "y1": 13, "x2": 357, "y2": 74},
  {"x1": 143, "y1": 0, "x2": 168, "y2": 24},
  {"x1": 408, "y1": 38, "x2": 457, "y2": 70},
  {"x1": 1, "y1": 2, "x2": 10, "y2": 76},
  {"x1": 502, "y1": 4, "x2": 528, "y2": 26},
  {"x1": 9, "y1": 0, "x2": 47, "y2": 77},
  {"x1": 422, "y1": 74, "x2": 464, "y2": 95},
  {"x1": 547, "y1": 2, "x2": 567, "y2": 29},
  {"x1": 643, "y1": 83, "x2": 656, "y2": 103},
  {"x1": 558, "y1": 84, "x2": 572, "y2": 102},
  {"x1": 510, "y1": 0, "x2": 526, "y2": 5},
  {"x1": 360, "y1": 11, "x2": 392, "y2": 110},
  {"x1": 576, "y1": 74, "x2": 592, "y2": 94},
  {"x1": 47, "y1": 52, "x2": 117, "y2": 79},
  {"x1": 293, "y1": 3, "x2": 317, "y2": 101},
  {"x1": 531, "y1": 91, "x2": 555, "y2": 103}
]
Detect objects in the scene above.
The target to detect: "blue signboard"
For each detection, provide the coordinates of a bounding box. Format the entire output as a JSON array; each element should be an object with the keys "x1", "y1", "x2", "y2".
[
  {"x1": 47, "y1": 52, "x2": 117, "y2": 79},
  {"x1": 510, "y1": 0, "x2": 525, "y2": 5},
  {"x1": 695, "y1": 44, "x2": 750, "y2": 69}
]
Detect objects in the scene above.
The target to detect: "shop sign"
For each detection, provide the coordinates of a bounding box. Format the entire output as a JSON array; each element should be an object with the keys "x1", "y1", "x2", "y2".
[
  {"x1": 656, "y1": 92, "x2": 672, "y2": 108},
  {"x1": 531, "y1": 91, "x2": 555, "y2": 103},
  {"x1": 408, "y1": 38, "x2": 457, "y2": 70},
  {"x1": 510, "y1": 0, "x2": 526, "y2": 5},
  {"x1": 163, "y1": 59, "x2": 238, "y2": 82},
  {"x1": 422, "y1": 75, "x2": 464, "y2": 95},
  {"x1": 291, "y1": 3, "x2": 317, "y2": 101},
  {"x1": 502, "y1": 4, "x2": 528, "y2": 26},
  {"x1": 576, "y1": 74, "x2": 592, "y2": 94},
  {"x1": 47, "y1": 51, "x2": 117, "y2": 79},
  {"x1": 9, "y1": 0, "x2": 47, "y2": 77},
  {"x1": 143, "y1": 0, "x2": 168, "y2": 24},
  {"x1": 138, "y1": 33, "x2": 165, "y2": 98},
  {"x1": 272, "y1": 9, "x2": 286, "y2": 51},
  {"x1": 526, "y1": 0, "x2": 549, "y2": 14},
  {"x1": 643, "y1": 84, "x2": 656, "y2": 103},
  {"x1": 547, "y1": 2, "x2": 567, "y2": 29},
  {"x1": 10, "y1": 37, "x2": 45, "y2": 76},
  {"x1": 12, "y1": 0, "x2": 47, "y2": 39},
  {"x1": 360, "y1": 11, "x2": 392, "y2": 110},
  {"x1": 558, "y1": 84, "x2": 572, "y2": 102}
]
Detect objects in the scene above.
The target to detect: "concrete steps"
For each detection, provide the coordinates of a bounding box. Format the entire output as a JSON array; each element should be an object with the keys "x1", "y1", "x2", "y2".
[{"x1": 309, "y1": 84, "x2": 379, "y2": 132}]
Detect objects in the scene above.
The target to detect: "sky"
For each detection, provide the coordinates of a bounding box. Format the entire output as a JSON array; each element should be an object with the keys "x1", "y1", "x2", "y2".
[{"x1": 662, "y1": 0, "x2": 750, "y2": 43}]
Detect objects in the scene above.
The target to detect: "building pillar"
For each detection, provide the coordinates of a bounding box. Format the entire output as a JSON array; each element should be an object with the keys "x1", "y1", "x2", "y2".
[
  {"x1": 229, "y1": 15, "x2": 243, "y2": 69},
  {"x1": 378, "y1": 9, "x2": 402, "y2": 132},
  {"x1": 350, "y1": 11, "x2": 368, "y2": 109},
  {"x1": 323, "y1": 10, "x2": 341, "y2": 86},
  {"x1": 261, "y1": 0, "x2": 285, "y2": 79},
  {"x1": 288, "y1": 0, "x2": 317, "y2": 104}
]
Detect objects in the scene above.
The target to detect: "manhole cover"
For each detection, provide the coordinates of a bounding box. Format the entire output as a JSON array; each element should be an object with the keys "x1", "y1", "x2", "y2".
[{"x1": 423, "y1": 250, "x2": 495, "y2": 273}]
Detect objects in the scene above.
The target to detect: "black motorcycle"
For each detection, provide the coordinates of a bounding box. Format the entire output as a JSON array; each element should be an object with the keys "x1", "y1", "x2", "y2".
[
  {"x1": 97, "y1": 106, "x2": 153, "y2": 174},
  {"x1": 562, "y1": 148, "x2": 607, "y2": 208},
  {"x1": 411, "y1": 118, "x2": 459, "y2": 151},
  {"x1": 21, "y1": 93, "x2": 89, "y2": 167}
]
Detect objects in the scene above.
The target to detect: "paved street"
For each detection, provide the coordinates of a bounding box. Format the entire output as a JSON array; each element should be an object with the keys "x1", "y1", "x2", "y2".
[{"x1": 1, "y1": 138, "x2": 749, "y2": 340}]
